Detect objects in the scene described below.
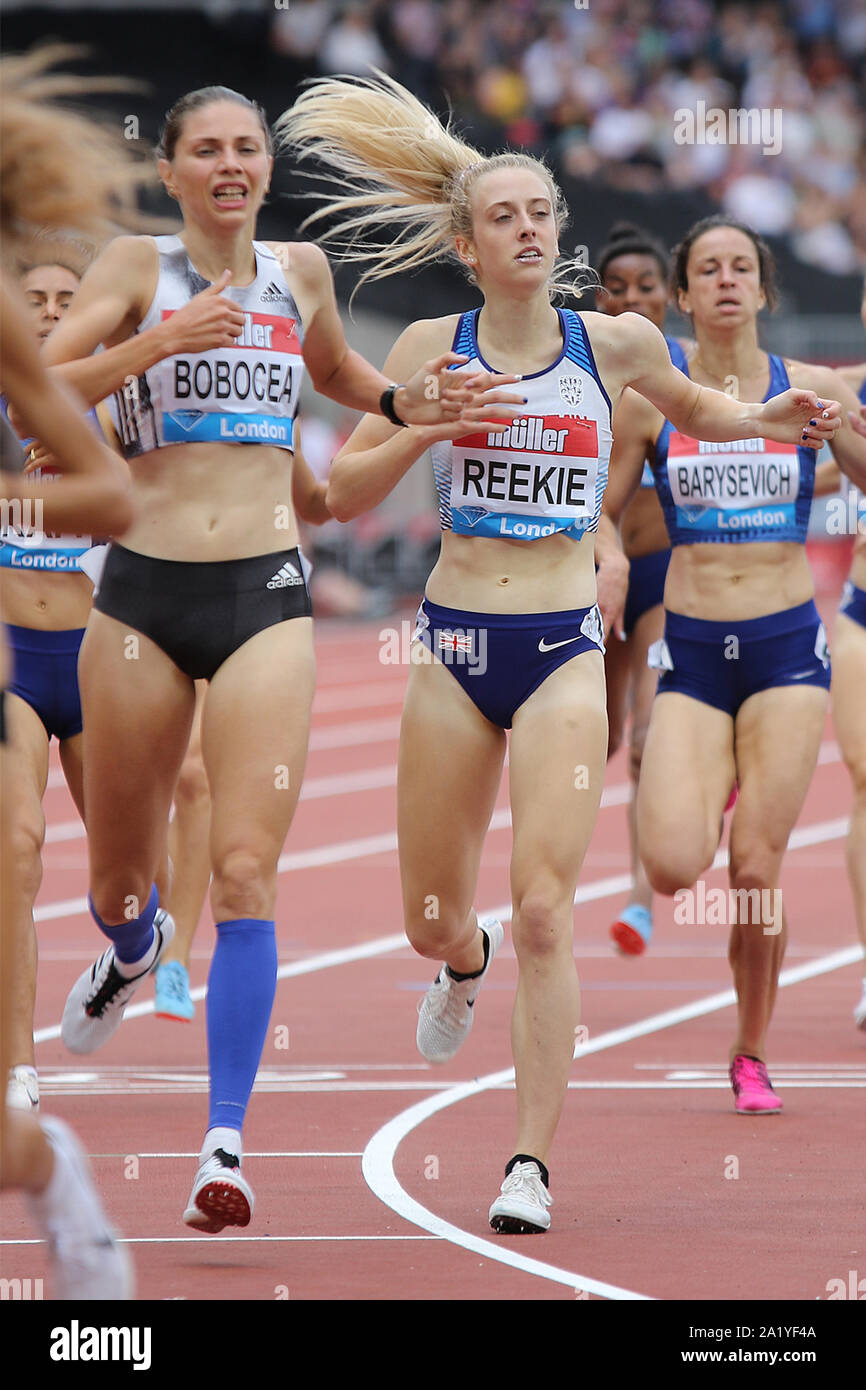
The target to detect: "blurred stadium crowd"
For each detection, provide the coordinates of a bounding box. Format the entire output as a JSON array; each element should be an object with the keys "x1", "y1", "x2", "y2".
[{"x1": 272, "y1": 0, "x2": 866, "y2": 275}]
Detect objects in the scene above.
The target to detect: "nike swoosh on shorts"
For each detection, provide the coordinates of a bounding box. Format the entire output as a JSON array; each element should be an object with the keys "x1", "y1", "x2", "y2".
[{"x1": 537, "y1": 635, "x2": 581, "y2": 653}]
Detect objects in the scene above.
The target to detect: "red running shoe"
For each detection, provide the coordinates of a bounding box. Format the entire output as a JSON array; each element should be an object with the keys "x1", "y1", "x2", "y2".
[
  {"x1": 724, "y1": 783, "x2": 739, "y2": 812},
  {"x1": 729, "y1": 1053, "x2": 782, "y2": 1114}
]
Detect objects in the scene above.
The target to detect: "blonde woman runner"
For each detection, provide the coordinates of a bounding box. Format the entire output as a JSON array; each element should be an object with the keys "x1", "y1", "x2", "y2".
[
  {"x1": 0, "y1": 45, "x2": 137, "y2": 1296},
  {"x1": 277, "y1": 76, "x2": 840, "y2": 1232}
]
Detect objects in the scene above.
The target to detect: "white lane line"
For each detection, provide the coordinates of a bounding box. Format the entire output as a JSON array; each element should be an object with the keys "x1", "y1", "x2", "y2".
[
  {"x1": 564, "y1": 1080, "x2": 866, "y2": 1089},
  {"x1": 361, "y1": 1081, "x2": 650, "y2": 1302},
  {"x1": 33, "y1": 934, "x2": 407, "y2": 1041},
  {"x1": 44, "y1": 733, "x2": 845, "y2": 842},
  {"x1": 1, "y1": 1235, "x2": 437, "y2": 1246},
  {"x1": 45, "y1": 763, "x2": 402, "y2": 844},
  {"x1": 361, "y1": 942, "x2": 862, "y2": 1302},
  {"x1": 90, "y1": 1152, "x2": 365, "y2": 1158},
  {"x1": 33, "y1": 814, "x2": 854, "y2": 1039},
  {"x1": 43, "y1": 709, "x2": 406, "y2": 788},
  {"x1": 308, "y1": 717, "x2": 401, "y2": 750},
  {"x1": 313, "y1": 681, "x2": 407, "y2": 714},
  {"x1": 43, "y1": 734, "x2": 842, "y2": 794},
  {"x1": 35, "y1": 1082, "x2": 469, "y2": 1094}
]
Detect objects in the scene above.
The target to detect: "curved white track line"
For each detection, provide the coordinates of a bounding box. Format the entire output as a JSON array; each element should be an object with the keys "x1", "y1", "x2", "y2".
[{"x1": 362, "y1": 944, "x2": 862, "y2": 1300}]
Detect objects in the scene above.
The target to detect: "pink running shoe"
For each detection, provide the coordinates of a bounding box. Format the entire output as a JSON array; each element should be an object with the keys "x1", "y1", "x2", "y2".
[
  {"x1": 729, "y1": 1054, "x2": 782, "y2": 1115},
  {"x1": 724, "y1": 783, "x2": 739, "y2": 813}
]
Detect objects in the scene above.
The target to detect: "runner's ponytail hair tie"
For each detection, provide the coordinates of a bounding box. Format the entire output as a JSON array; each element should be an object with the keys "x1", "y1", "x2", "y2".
[{"x1": 452, "y1": 164, "x2": 482, "y2": 194}]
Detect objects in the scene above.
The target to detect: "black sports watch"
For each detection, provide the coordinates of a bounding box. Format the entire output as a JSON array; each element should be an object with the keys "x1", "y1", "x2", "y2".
[{"x1": 380, "y1": 384, "x2": 408, "y2": 428}]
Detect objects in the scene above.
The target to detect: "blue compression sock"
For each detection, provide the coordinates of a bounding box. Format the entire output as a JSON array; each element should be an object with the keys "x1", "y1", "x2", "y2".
[
  {"x1": 88, "y1": 883, "x2": 158, "y2": 965},
  {"x1": 206, "y1": 919, "x2": 278, "y2": 1133}
]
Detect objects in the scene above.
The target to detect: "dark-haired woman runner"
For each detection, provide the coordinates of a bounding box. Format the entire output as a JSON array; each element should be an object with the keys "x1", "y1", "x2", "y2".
[{"x1": 603, "y1": 217, "x2": 866, "y2": 1114}]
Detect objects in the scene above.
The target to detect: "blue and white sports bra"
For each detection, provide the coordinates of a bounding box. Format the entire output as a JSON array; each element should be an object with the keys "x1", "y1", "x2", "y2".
[
  {"x1": 651, "y1": 354, "x2": 816, "y2": 545},
  {"x1": 430, "y1": 308, "x2": 613, "y2": 542}
]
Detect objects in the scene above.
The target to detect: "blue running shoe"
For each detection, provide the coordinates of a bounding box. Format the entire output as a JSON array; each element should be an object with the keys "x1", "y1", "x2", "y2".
[
  {"x1": 610, "y1": 903, "x2": 652, "y2": 956},
  {"x1": 154, "y1": 960, "x2": 194, "y2": 1021}
]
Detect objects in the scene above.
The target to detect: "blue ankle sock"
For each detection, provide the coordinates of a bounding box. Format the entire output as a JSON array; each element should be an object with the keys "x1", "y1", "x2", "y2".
[
  {"x1": 89, "y1": 884, "x2": 158, "y2": 964},
  {"x1": 206, "y1": 919, "x2": 278, "y2": 1132}
]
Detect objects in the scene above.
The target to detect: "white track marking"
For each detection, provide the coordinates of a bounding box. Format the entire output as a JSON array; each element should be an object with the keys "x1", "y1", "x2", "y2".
[
  {"x1": 43, "y1": 734, "x2": 844, "y2": 841},
  {"x1": 28, "y1": 763, "x2": 858, "y2": 1294},
  {"x1": 362, "y1": 1083, "x2": 651, "y2": 1301},
  {"x1": 308, "y1": 717, "x2": 401, "y2": 750},
  {"x1": 33, "y1": 815, "x2": 855, "y2": 1040},
  {"x1": 361, "y1": 942, "x2": 862, "y2": 1301},
  {"x1": 313, "y1": 681, "x2": 408, "y2": 713},
  {"x1": 90, "y1": 1152, "x2": 364, "y2": 1158},
  {"x1": 0, "y1": 1235, "x2": 437, "y2": 1246},
  {"x1": 42, "y1": 767, "x2": 629, "y2": 847}
]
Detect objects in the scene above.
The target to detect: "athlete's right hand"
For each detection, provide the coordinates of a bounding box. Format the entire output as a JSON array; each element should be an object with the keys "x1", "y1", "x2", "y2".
[
  {"x1": 395, "y1": 354, "x2": 525, "y2": 427},
  {"x1": 410, "y1": 385, "x2": 525, "y2": 445},
  {"x1": 160, "y1": 270, "x2": 246, "y2": 355}
]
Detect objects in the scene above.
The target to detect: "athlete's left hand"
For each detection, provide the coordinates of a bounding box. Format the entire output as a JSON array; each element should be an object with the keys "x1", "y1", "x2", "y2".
[{"x1": 758, "y1": 390, "x2": 841, "y2": 448}]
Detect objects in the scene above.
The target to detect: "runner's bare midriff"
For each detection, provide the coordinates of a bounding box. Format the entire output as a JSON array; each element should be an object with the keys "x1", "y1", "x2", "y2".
[
  {"x1": 427, "y1": 528, "x2": 597, "y2": 614},
  {"x1": 120, "y1": 440, "x2": 297, "y2": 559},
  {"x1": 664, "y1": 540, "x2": 814, "y2": 620},
  {"x1": 0, "y1": 569, "x2": 93, "y2": 629}
]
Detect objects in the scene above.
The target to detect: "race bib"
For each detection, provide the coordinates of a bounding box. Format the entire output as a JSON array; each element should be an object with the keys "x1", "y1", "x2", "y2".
[
  {"x1": 666, "y1": 432, "x2": 800, "y2": 535},
  {"x1": 449, "y1": 414, "x2": 601, "y2": 540},
  {"x1": 159, "y1": 309, "x2": 302, "y2": 446}
]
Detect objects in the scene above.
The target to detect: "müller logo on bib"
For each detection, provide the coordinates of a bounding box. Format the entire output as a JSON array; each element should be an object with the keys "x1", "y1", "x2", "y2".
[
  {"x1": 452, "y1": 415, "x2": 599, "y2": 509},
  {"x1": 161, "y1": 308, "x2": 302, "y2": 356}
]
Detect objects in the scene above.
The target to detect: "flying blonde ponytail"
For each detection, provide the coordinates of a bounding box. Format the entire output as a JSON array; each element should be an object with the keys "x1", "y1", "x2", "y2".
[
  {"x1": 276, "y1": 71, "x2": 595, "y2": 305},
  {"x1": 0, "y1": 45, "x2": 152, "y2": 256}
]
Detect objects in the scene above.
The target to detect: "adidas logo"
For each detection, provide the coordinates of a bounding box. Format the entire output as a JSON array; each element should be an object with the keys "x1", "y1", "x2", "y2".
[
  {"x1": 266, "y1": 561, "x2": 304, "y2": 589},
  {"x1": 261, "y1": 280, "x2": 290, "y2": 304}
]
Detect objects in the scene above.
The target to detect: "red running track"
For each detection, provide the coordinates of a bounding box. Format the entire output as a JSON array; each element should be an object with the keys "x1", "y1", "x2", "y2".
[{"x1": 1, "y1": 603, "x2": 863, "y2": 1303}]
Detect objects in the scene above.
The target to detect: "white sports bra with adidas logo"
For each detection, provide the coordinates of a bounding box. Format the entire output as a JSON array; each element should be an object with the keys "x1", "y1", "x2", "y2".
[{"x1": 110, "y1": 237, "x2": 305, "y2": 458}]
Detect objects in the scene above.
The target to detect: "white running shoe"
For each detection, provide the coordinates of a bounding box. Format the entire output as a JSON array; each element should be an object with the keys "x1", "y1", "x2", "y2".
[
  {"x1": 61, "y1": 910, "x2": 174, "y2": 1054},
  {"x1": 416, "y1": 920, "x2": 504, "y2": 1064},
  {"x1": 855, "y1": 981, "x2": 866, "y2": 1031},
  {"x1": 183, "y1": 1148, "x2": 255, "y2": 1234},
  {"x1": 7, "y1": 1065, "x2": 39, "y2": 1111},
  {"x1": 29, "y1": 1116, "x2": 134, "y2": 1299},
  {"x1": 489, "y1": 1161, "x2": 553, "y2": 1234}
]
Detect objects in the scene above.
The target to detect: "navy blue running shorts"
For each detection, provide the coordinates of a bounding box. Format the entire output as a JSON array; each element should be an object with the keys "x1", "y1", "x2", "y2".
[
  {"x1": 412, "y1": 597, "x2": 605, "y2": 729},
  {"x1": 649, "y1": 599, "x2": 831, "y2": 717}
]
